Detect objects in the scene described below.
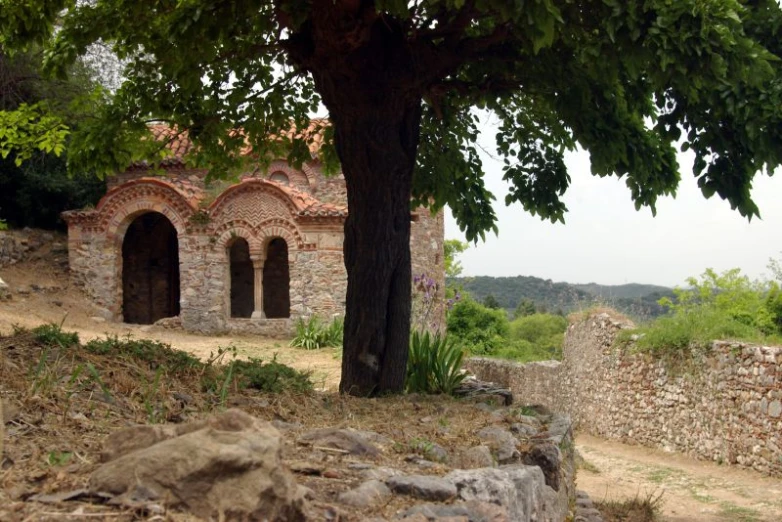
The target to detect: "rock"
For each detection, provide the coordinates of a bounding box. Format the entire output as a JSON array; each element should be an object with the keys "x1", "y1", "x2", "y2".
[
  {"x1": 386, "y1": 475, "x2": 457, "y2": 501},
  {"x1": 90, "y1": 316, "x2": 106, "y2": 323},
  {"x1": 272, "y1": 420, "x2": 302, "y2": 431},
  {"x1": 338, "y1": 480, "x2": 392, "y2": 508},
  {"x1": 521, "y1": 443, "x2": 562, "y2": 491},
  {"x1": 456, "y1": 445, "x2": 495, "y2": 469},
  {"x1": 98, "y1": 420, "x2": 208, "y2": 462},
  {"x1": 476, "y1": 427, "x2": 520, "y2": 464},
  {"x1": 444, "y1": 467, "x2": 562, "y2": 522},
  {"x1": 361, "y1": 466, "x2": 404, "y2": 481},
  {"x1": 299, "y1": 427, "x2": 380, "y2": 457},
  {"x1": 769, "y1": 400, "x2": 782, "y2": 418},
  {"x1": 349, "y1": 428, "x2": 395, "y2": 447},
  {"x1": 399, "y1": 501, "x2": 510, "y2": 521},
  {"x1": 509, "y1": 423, "x2": 537, "y2": 438},
  {"x1": 154, "y1": 316, "x2": 183, "y2": 329},
  {"x1": 89, "y1": 409, "x2": 304, "y2": 521}
]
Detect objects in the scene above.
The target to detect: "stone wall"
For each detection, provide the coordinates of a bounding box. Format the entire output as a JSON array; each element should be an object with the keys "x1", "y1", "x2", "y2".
[
  {"x1": 0, "y1": 230, "x2": 67, "y2": 268},
  {"x1": 465, "y1": 311, "x2": 782, "y2": 476}
]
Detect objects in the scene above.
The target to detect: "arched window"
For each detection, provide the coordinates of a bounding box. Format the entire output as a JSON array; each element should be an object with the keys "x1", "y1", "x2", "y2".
[
  {"x1": 263, "y1": 238, "x2": 290, "y2": 318},
  {"x1": 269, "y1": 171, "x2": 289, "y2": 185},
  {"x1": 229, "y1": 238, "x2": 254, "y2": 318}
]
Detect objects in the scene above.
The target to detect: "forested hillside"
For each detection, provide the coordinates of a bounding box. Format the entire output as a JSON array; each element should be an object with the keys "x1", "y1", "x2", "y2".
[{"x1": 448, "y1": 275, "x2": 674, "y2": 320}]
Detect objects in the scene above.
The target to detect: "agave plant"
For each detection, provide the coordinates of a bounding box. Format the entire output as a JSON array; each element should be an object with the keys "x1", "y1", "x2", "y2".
[{"x1": 406, "y1": 329, "x2": 466, "y2": 395}]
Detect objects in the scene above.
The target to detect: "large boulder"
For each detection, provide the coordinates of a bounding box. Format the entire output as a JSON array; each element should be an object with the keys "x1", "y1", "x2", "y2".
[
  {"x1": 89, "y1": 409, "x2": 304, "y2": 521},
  {"x1": 444, "y1": 466, "x2": 563, "y2": 522}
]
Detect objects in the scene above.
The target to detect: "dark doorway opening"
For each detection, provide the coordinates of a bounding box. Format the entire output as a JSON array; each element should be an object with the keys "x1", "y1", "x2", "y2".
[
  {"x1": 122, "y1": 212, "x2": 180, "y2": 324},
  {"x1": 263, "y1": 238, "x2": 290, "y2": 318},
  {"x1": 229, "y1": 238, "x2": 254, "y2": 318}
]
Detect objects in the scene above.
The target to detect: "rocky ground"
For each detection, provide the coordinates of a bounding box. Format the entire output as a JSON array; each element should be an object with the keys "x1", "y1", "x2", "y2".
[{"x1": 0, "y1": 324, "x2": 574, "y2": 521}]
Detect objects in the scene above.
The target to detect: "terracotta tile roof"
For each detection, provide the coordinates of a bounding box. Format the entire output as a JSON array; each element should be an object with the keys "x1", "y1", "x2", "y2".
[
  {"x1": 148, "y1": 125, "x2": 195, "y2": 162},
  {"x1": 145, "y1": 121, "x2": 329, "y2": 165},
  {"x1": 259, "y1": 178, "x2": 347, "y2": 218}
]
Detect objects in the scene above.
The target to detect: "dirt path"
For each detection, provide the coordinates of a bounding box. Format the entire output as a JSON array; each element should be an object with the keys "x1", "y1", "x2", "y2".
[
  {"x1": 0, "y1": 259, "x2": 343, "y2": 390},
  {"x1": 576, "y1": 434, "x2": 782, "y2": 522}
]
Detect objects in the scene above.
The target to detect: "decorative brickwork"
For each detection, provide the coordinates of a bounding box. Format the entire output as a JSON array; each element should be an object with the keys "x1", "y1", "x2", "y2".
[{"x1": 63, "y1": 147, "x2": 444, "y2": 336}]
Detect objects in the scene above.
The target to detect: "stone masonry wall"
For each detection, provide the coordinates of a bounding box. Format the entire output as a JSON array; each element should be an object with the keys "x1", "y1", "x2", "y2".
[{"x1": 465, "y1": 311, "x2": 782, "y2": 476}]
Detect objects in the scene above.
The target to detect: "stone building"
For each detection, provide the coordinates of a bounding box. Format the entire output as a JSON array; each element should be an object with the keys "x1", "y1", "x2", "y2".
[{"x1": 62, "y1": 127, "x2": 444, "y2": 336}]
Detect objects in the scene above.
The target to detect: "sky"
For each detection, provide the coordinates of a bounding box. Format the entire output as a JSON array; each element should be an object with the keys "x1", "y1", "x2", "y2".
[{"x1": 444, "y1": 139, "x2": 782, "y2": 288}]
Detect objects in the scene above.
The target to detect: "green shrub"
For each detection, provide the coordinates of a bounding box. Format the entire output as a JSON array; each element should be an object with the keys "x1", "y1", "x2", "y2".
[
  {"x1": 231, "y1": 356, "x2": 314, "y2": 393},
  {"x1": 290, "y1": 316, "x2": 343, "y2": 349},
  {"x1": 84, "y1": 335, "x2": 201, "y2": 373},
  {"x1": 406, "y1": 330, "x2": 467, "y2": 395},
  {"x1": 446, "y1": 297, "x2": 509, "y2": 355},
  {"x1": 625, "y1": 268, "x2": 782, "y2": 354},
  {"x1": 660, "y1": 268, "x2": 776, "y2": 334},
  {"x1": 509, "y1": 313, "x2": 567, "y2": 358},
  {"x1": 630, "y1": 308, "x2": 775, "y2": 354},
  {"x1": 32, "y1": 323, "x2": 79, "y2": 348}
]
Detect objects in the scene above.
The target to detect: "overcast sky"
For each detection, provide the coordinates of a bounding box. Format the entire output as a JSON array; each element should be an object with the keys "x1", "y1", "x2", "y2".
[{"x1": 444, "y1": 142, "x2": 782, "y2": 288}]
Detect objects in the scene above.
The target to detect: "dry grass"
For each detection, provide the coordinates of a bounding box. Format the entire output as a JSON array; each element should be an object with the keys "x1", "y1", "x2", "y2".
[
  {"x1": 595, "y1": 491, "x2": 664, "y2": 522},
  {"x1": 0, "y1": 325, "x2": 531, "y2": 521}
]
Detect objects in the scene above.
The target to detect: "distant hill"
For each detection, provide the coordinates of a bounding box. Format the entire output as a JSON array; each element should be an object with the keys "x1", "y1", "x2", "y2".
[
  {"x1": 571, "y1": 282, "x2": 672, "y2": 299},
  {"x1": 448, "y1": 275, "x2": 675, "y2": 321}
]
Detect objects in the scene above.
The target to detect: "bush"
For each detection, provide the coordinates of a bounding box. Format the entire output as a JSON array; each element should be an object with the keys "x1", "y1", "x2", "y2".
[
  {"x1": 406, "y1": 330, "x2": 466, "y2": 395},
  {"x1": 231, "y1": 356, "x2": 314, "y2": 393},
  {"x1": 84, "y1": 335, "x2": 201, "y2": 373},
  {"x1": 626, "y1": 268, "x2": 782, "y2": 354},
  {"x1": 290, "y1": 316, "x2": 343, "y2": 350},
  {"x1": 32, "y1": 323, "x2": 79, "y2": 348},
  {"x1": 446, "y1": 297, "x2": 509, "y2": 355},
  {"x1": 510, "y1": 314, "x2": 567, "y2": 348}
]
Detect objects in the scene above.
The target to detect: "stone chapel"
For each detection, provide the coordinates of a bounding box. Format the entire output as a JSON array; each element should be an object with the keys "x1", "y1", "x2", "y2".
[{"x1": 62, "y1": 125, "x2": 444, "y2": 336}]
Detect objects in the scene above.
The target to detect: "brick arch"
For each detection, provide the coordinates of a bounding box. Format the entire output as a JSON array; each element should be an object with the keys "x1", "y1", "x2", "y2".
[
  {"x1": 214, "y1": 224, "x2": 262, "y2": 257},
  {"x1": 208, "y1": 179, "x2": 300, "y2": 227},
  {"x1": 96, "y1": 178, "x2": 196, "y2": 240},
  {"x1": 265, "y1": 160, "x2": 311, "y2": 188},
  {"x1": 257, "y1": 218, "x2": 306, "y2": 251}
]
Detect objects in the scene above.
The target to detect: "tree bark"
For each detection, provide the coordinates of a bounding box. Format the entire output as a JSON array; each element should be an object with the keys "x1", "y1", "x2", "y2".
[
  {"x1": 287, "y1": 9, "x2": 427, "y2": 395},
  {"x1": 334, "y1": 107, "x2": 421, "y2": 395}
]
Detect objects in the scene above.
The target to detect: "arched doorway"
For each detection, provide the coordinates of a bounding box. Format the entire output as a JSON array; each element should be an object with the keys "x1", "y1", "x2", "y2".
[
  {"x1": 263, "y1": 238, "x2": 290, "y2": 318},
  {"x1": 229, "y1": 238, "x2": 254, "y2": 318},
  {"x1": 122, "y1": 212, "x2": 180, "y2": 324}
]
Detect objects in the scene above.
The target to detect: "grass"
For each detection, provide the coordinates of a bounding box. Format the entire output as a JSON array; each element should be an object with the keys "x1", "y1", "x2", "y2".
[
  {"x1": 717, "y1": 502, "x2": 763, "y2": 522},
  {"x1": 645, "y1": 466, "x2": 679, "y2": 484},
  {"x1": 618, "y1": 309, "x2": 782, "y2": 357},
  {"x1": 595, "y1": 491, "x2": 664, "y2": 522}
]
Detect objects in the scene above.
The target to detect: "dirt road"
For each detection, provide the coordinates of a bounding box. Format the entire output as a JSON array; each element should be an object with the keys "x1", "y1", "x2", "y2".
[{"x1": 577, "y1": 434, "x2": 782, "y2": 522}]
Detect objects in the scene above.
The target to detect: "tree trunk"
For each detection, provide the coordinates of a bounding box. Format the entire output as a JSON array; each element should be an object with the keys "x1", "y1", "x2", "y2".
[
  {"x1": 333, "y1": 106, "x2": 422, "y2": 395},
  {"x1": 288, "y1": 10, "x2": 427, "y2": 395}
]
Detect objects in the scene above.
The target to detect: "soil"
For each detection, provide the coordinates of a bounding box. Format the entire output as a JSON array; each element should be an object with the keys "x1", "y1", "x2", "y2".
[{"x1": 577, "y1": 434, "x2": 782, "y2": 522}]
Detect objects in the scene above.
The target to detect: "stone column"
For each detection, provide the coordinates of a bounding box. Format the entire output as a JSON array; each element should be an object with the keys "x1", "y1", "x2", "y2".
[{"x1": 251, "y1": 257, "x2": 265, "y2": 319}]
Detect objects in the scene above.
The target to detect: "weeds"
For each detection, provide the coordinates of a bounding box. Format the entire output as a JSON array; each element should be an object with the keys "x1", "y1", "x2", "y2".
[
  {"x1": 32, "y1": 322, "x2": 79, "y2": 348},
  {"x1": 595, "y1": 491, "x2": 663, "y2": 522},
  {"x1": 84, "y1": 335, "x2": 201, "y2": 373},
  {"x1": 290, "y1": 316, "x2": 343, "y2": 349},
  {"x1": 231, "y1": 355, "x2": 314, "y2": 394}
]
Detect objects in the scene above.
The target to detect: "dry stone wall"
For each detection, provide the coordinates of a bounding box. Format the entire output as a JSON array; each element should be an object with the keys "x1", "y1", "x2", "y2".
[{"x1": 465, "y1": 311, "x2": 782, "y2": 476}]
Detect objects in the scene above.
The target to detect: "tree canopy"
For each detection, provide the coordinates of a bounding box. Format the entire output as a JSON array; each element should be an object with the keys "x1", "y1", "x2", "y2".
[{"x1": 2, "y1": 0, "x2": 782, "y2": 395}]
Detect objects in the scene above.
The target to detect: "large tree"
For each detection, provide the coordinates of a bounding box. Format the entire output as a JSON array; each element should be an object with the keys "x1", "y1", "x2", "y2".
[{"x1": 2, "y1": 0, "x2": 782, "y2": 395}]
